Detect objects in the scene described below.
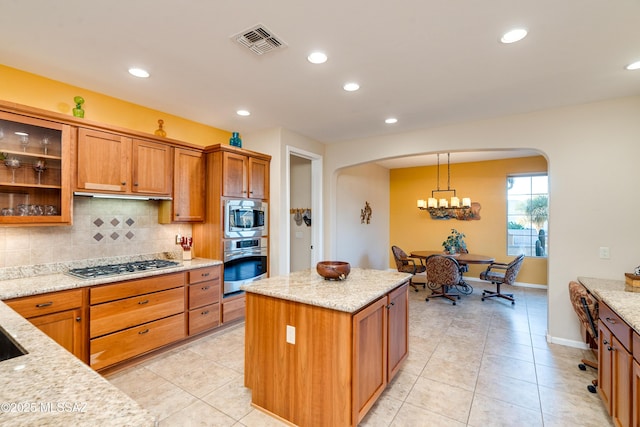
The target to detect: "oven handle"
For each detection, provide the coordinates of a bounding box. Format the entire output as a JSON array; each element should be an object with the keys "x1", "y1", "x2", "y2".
[{"x1": 224, "y1": 249, "x2": 267, "y2": 262}]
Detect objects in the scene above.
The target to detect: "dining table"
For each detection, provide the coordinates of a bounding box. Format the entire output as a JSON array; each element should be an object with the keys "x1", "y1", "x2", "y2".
[{"x1": 410, "y1": 251, "x2": 495, "y2": 266}]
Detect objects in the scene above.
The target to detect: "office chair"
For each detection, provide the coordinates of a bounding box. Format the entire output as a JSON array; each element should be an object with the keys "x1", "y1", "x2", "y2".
[
  {"x1": 391, "y1": 245, "x2": 426, "y2": 292},
  {"x1": 568, "y1": 281, "x2": 598, "y2": 393},
  {"x1": 424, "y1": 255, "x2": 462, "y2": 305},
  {"x1": 479, "y1": 254, "x2": 525, "y2": 304}
]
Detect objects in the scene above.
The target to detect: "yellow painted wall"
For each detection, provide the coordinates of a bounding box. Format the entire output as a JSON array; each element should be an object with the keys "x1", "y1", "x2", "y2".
[
  {"x1": 0, "y1": 64, "x2": 230, "y2": 146},
  {"x1": 390, "y1": 155, "x2": 549, "y2": 285}
]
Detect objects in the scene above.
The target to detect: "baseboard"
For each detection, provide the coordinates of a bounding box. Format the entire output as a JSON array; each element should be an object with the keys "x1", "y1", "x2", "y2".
[
  {"x1": 463, "y1": 276, "x2": 547, "y2": 289},
  {"x1": 547, "y1": 334, "x2": 590, "y2": 350}
]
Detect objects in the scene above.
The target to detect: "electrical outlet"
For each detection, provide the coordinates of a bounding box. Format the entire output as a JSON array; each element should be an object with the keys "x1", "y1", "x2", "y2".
[
  {"x1": 286, "y1": 325, "x2": 295, "y2": 344},
  {"x1": 599, "y1": 247, "x2": 610, "y2": 259},
  {"x1": 176, "y1": 234, "x2": 182, "y2": 244}
]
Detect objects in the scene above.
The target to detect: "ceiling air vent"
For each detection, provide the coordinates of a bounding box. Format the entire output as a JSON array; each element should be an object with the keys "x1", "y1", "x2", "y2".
[{"x1": 232, "y1": 24, "x2": 287, "y2": 55}]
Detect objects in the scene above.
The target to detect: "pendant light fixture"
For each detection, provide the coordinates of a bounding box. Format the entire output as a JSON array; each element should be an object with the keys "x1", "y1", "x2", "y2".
[{"x1": 417, "y1": 153, "x2": 472, "y2": 218}]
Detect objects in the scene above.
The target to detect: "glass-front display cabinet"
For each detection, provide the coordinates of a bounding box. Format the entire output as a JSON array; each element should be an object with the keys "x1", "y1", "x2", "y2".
[{"x1": 0, "y1": 110, "x2": 71, "y2": 225}]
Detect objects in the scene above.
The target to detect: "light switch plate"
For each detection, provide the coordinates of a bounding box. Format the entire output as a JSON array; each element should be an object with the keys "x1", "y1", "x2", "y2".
[
  {"x1": 599, "y1": 247, "x2": 610, "y2": 259},
  {"x1": 286, "y1": 325, "x2": 295, "y2": 344}
]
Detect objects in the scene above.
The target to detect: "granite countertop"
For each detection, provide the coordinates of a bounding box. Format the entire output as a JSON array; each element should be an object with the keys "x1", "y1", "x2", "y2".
[
  {"x1": 578, "y1": 276, "x2": 640, "y2": 334},
  {"x1": 0, "y1": 254, "x2": 222, "y2": 427},
  {"x1": 241, "y1": 268, "x2": 411, "y2": 313}
]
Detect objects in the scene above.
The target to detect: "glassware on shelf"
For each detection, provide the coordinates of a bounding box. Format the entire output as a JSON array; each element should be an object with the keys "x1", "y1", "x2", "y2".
[
  {"x1": 33, "y1": 159, "x2": 47, "y2": 185},
  {"x1": 40, "y1": 136, "x2": 52, "y2": 155},
  {"x1": 4, "y1": 156, "x2": 21, "y2": 183},
  {"x1": 17, "y1": 132, "x2": 29, "y2": 152}
]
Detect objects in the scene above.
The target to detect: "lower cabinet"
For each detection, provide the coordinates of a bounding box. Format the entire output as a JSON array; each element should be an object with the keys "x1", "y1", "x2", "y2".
[
  {"x1": 5, "y1": 288, "x2": 87, "y2": 362},
  {"x1": 222, "y1": 295, "x2": 246, "y2": 323},
  {"x1": 89, "y1": 273, "x2": 186, "y2": 370},
  {"x1": 245, "y1": 281, "x2": 409, "y2": 427},
  {"x1": 187, "y1": 265, "x2": 221, "y2": 335},
  {"x1": 598, "y1": 302, "x2": 632, "y2": 427}
]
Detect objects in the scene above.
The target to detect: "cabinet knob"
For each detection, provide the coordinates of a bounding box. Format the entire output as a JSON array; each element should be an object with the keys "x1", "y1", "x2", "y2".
[
  {"x1": 75, "y1": 317, "x2": 81, "y2": 322},
  {"x1": 134, "y1": 182, "x2": 139, "y2": 186},
  {"x1": 176, "y1": 213, "x2": 180, "y2": 216},
  {"x1": 121, "y1": 182, "x2": 127, "y2": 186}
]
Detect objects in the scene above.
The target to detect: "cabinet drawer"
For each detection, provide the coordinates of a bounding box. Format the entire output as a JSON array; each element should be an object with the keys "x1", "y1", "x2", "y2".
[
  {"x1": 188, "y1": 266, "x2": 220, "y2": 285},
  {"x1": 222, "y1": 296, "x2": 245, "y2": 323},
  {"x1": 189, "y1": 281, "x2": 220, "y2": 309},
  {"x1": 90, "y1": 287, "x2": 185, "y2": 338},
  {"x1": 600, "y1": 303, "x2": 632, "y2": 352},
  {"x1": 90, "y1": 272, "x2": 184, "y2": 304},
  {"x1": 189, "y1": 303, "x2": 220, "y2": 335},
  {"x1": 6, "y1": 289, "x2": 83, "y2": 318},
  {"x1": 90, "y1": 313, "x2": 185, "y2": 370}
]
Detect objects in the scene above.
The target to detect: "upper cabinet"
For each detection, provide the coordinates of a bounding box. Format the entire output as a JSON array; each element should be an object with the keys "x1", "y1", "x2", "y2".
[
  {"x1": 222, "y1": 148, "x2": 269, "y2": 200},
  {"x1": 76, "y1": 128, "x2": 171, "y2": 197},
  {"x1": 0, "y1": 110, "x2": 72, "y2": 225},
  {"x1": 159, "y1": 148, "x2": 204, "y2": 223}
]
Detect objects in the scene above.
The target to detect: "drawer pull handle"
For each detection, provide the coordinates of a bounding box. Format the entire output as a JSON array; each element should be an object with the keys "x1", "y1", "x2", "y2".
[
  {"x1": 138, "y1": 299, "x2": 149, "y2": 305},
  {"x1": 202, "y1": 310, "x2": 210, "y2": 315},
  {"x1": 36, "y1": 302, "x2": 53, "y2": 308},
  {"x1": 202, "y1": 273, "x2": 210, "y2": 277},
  {"x1": 202, "y1": 285, "x2": 210, "y2": 290},
  {"x1": 138, "y1": 329, "x2": 150, "y2": 335},
  {"x1": 605, "y1": 317, "x2": 617, "y2": 324}
]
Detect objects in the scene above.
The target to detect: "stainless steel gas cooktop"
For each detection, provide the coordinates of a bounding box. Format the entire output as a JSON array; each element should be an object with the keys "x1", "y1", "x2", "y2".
[{"x1": 67, "y1": 259, "x2": 180, "y2": 279}]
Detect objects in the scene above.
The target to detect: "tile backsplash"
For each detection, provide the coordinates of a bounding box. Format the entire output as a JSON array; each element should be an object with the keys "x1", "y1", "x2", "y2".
[{"x1": 0, "y1": 197, "x2": 192, "y2": 268}]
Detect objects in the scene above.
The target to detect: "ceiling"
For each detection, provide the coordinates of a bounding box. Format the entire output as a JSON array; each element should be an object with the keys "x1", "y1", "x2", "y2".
[{"x1": 1, "y1": 1, "x2": 639, "y2": 167}]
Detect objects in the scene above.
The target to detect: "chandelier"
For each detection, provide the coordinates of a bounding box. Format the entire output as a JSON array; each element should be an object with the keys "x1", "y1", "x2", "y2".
[{"x1": 417, "y1": 153, "x2": 472, "y2": 219}]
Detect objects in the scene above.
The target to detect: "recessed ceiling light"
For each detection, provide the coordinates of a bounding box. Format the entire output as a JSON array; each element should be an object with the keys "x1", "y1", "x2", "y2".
[
  {"x1": 385, "y1": 118, "x2": 398, "y2": 124},
  {"x1": 500, "y1": 28, "x2": 528, "y2": 44},
  {"x1": 307, "y1": 52, "x2": 327, "y2": 64},
  {"x1": 236, "y1": 109, "x2": 251, "y2": 116},
  {"x1": 626, "y1": 61, "x2": 640, "y2": 70},
  {"x1": 128, "y1": 68, "x2": 150, "y2": 78},
  {"x1": 343, "y1": 82, "x2": 360, "y2": 92}
]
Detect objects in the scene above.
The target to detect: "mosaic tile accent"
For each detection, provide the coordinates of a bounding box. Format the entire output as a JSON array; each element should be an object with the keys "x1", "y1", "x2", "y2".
[
  {"x1": 93, "y1": 233, "x2": 104, "y2": 242},
  {"x1": 125, "y1": 231, "x2": 134, "y2": 240},
  {"x1": 93, "y1": 218, "x2": 104, "y2": 227},
  {"x1": 125, "y1": 218, "x2": 135, "y2": 227},
  {"x1": 111, "y1": 218, "x2": 120, "y2": 227},
  {"x1": 110, "y1": 232, "x2": 119, "y2": 240}
]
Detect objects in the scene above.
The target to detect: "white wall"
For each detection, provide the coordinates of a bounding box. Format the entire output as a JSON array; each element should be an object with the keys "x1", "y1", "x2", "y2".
[
  {"x1": 323, "y1": 95, "x2": 640, "y2": 346},
  {"x1": 290, "y1": 155, "x2": 312, "y2": 271},
  {"x1": 335, "y1": 163, "x2": 390, "y2": 269}
]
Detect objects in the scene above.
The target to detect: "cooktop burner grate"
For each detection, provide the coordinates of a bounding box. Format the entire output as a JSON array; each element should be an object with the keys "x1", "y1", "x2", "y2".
[{"x1": 67, "y1": 259, "x2": 180, "y2": 279}]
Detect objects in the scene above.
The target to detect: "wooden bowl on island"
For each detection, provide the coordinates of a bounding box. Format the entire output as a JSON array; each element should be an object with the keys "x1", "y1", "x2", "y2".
[{"x1": 316, "y1": 261, "x2": 351, "y2": 280}]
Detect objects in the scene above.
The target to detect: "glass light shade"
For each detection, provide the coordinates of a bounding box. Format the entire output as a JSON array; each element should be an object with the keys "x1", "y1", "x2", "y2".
[
  {"x1": 428, "y1": 198, "x2": 437, "y2": 208},
  {"x1": 462, "y1": 197, "x2": 471, "y2": 207},
  {"x1": 439, "y1": 199, "x2": 448, "y2": 208},
  {"x1": 450, "y1": 197, "x2": 460, "y2": 208}
]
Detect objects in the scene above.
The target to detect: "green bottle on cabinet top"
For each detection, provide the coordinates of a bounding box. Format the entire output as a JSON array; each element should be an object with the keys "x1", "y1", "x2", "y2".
[{"x1": 230, "y1": 132, "x2": 242, "y2": 148}]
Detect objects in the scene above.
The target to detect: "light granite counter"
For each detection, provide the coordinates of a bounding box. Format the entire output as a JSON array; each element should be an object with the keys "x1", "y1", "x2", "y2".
[
  {"x1": 240, "y1": 268, "x2": 411, "y2": 313},
  {"x1": 0, "y1": 255, "x2": 222, "y2": 427},
  {"x1": 578, "y1": 276, "x2": 640, "y2": 334}
]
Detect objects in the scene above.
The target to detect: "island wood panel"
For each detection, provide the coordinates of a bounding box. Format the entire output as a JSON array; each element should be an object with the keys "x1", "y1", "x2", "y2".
[
  {"x1": 352, "y1": 296, "x2": 387, "y2": 426},
  {"x1": 387, "y1": 283, "x2": 409, "y2": 379},
  {"x1": 245, "y1": 293, "x2": 352, "y2": 427}
]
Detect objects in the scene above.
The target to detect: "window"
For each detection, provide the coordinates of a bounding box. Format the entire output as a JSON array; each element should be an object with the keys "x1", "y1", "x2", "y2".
[{"x1": 506, "y1": 174, "x2": 548, "y2": 257}]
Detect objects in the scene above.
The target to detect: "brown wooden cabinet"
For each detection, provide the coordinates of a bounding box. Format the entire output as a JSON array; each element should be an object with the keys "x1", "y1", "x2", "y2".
[
  {"x1": 245, "y1": 281, "x2": 409, "y2": 427},
  {"x1": 89, "y1": 273, "x2": 185, "y2": 370},
  {"x1": 599, "y1": 302, "x2": 632, "y2": 427},
  {"x1": 158, "y1": 147, "x2": 204, "y2": 223},
  {"x1": 76, "y1": 129, "x2": 171, "y2": 197},
  {"x1": 0, "y1": 107, "x2": 72, "y2": 225},
  {"x1": 193, "y1": 144, "x2": 271, "y2": 325},
  {"x1": 187, "y1": 265, "x2": 221, "y2": 335},
  {"x1": 5, "y1": 289, "x2": 86, "y2": 362}
]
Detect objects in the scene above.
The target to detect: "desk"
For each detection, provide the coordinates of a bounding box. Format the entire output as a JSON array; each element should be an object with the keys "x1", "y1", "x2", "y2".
[{"x1": 410, "y1": 251, "x2": 495, "y2": 265}]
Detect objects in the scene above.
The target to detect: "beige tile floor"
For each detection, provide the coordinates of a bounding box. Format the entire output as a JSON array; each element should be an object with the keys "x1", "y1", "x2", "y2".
[{"x1": 107, "y1": 284, "x2": 613, "y2": 426}]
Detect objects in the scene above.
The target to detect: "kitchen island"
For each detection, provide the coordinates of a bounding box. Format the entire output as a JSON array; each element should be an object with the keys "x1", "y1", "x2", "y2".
[{"x1": 241, "y1": 268, "x2": 411, "y2": 427}]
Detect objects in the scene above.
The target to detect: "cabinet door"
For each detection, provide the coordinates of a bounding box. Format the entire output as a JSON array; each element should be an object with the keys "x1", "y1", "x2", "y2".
[
  {"x1": 131, "y1": 138, "x2": 172, "y2": 195},
  {"x1": 248, "y1": 156, "x2": 269, "y2": 200},
  {"x1": 599, "y1": 323, "x2": 613, "y2": 414},
  {"x1": 352, "y1": 296, "x2": 387, "y2": 426},
  {"x1": 173, "y1": 148, "x2": 204, "y2": 221},
  {"x1": 612, "y1": 335, "x2": 632, "y2": 427},
  {"x1": 387, "y1": 283, "x2": 409, "y2": 380},
  {"x1": 77, "y1": 128, "x2": 130, "y2": 192},
  {"x1": 29, "y1": 308, "x2": 85, "y2": 362},
  {"x1": 222, "y1": 151, "x2": 248, "y2": 197},
  {"x1": 0, "y1": 111, "x2": 72, "y2": 225},
  {"x1": 633, "y1": 359, "x2": 640, "y2": 427}
]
